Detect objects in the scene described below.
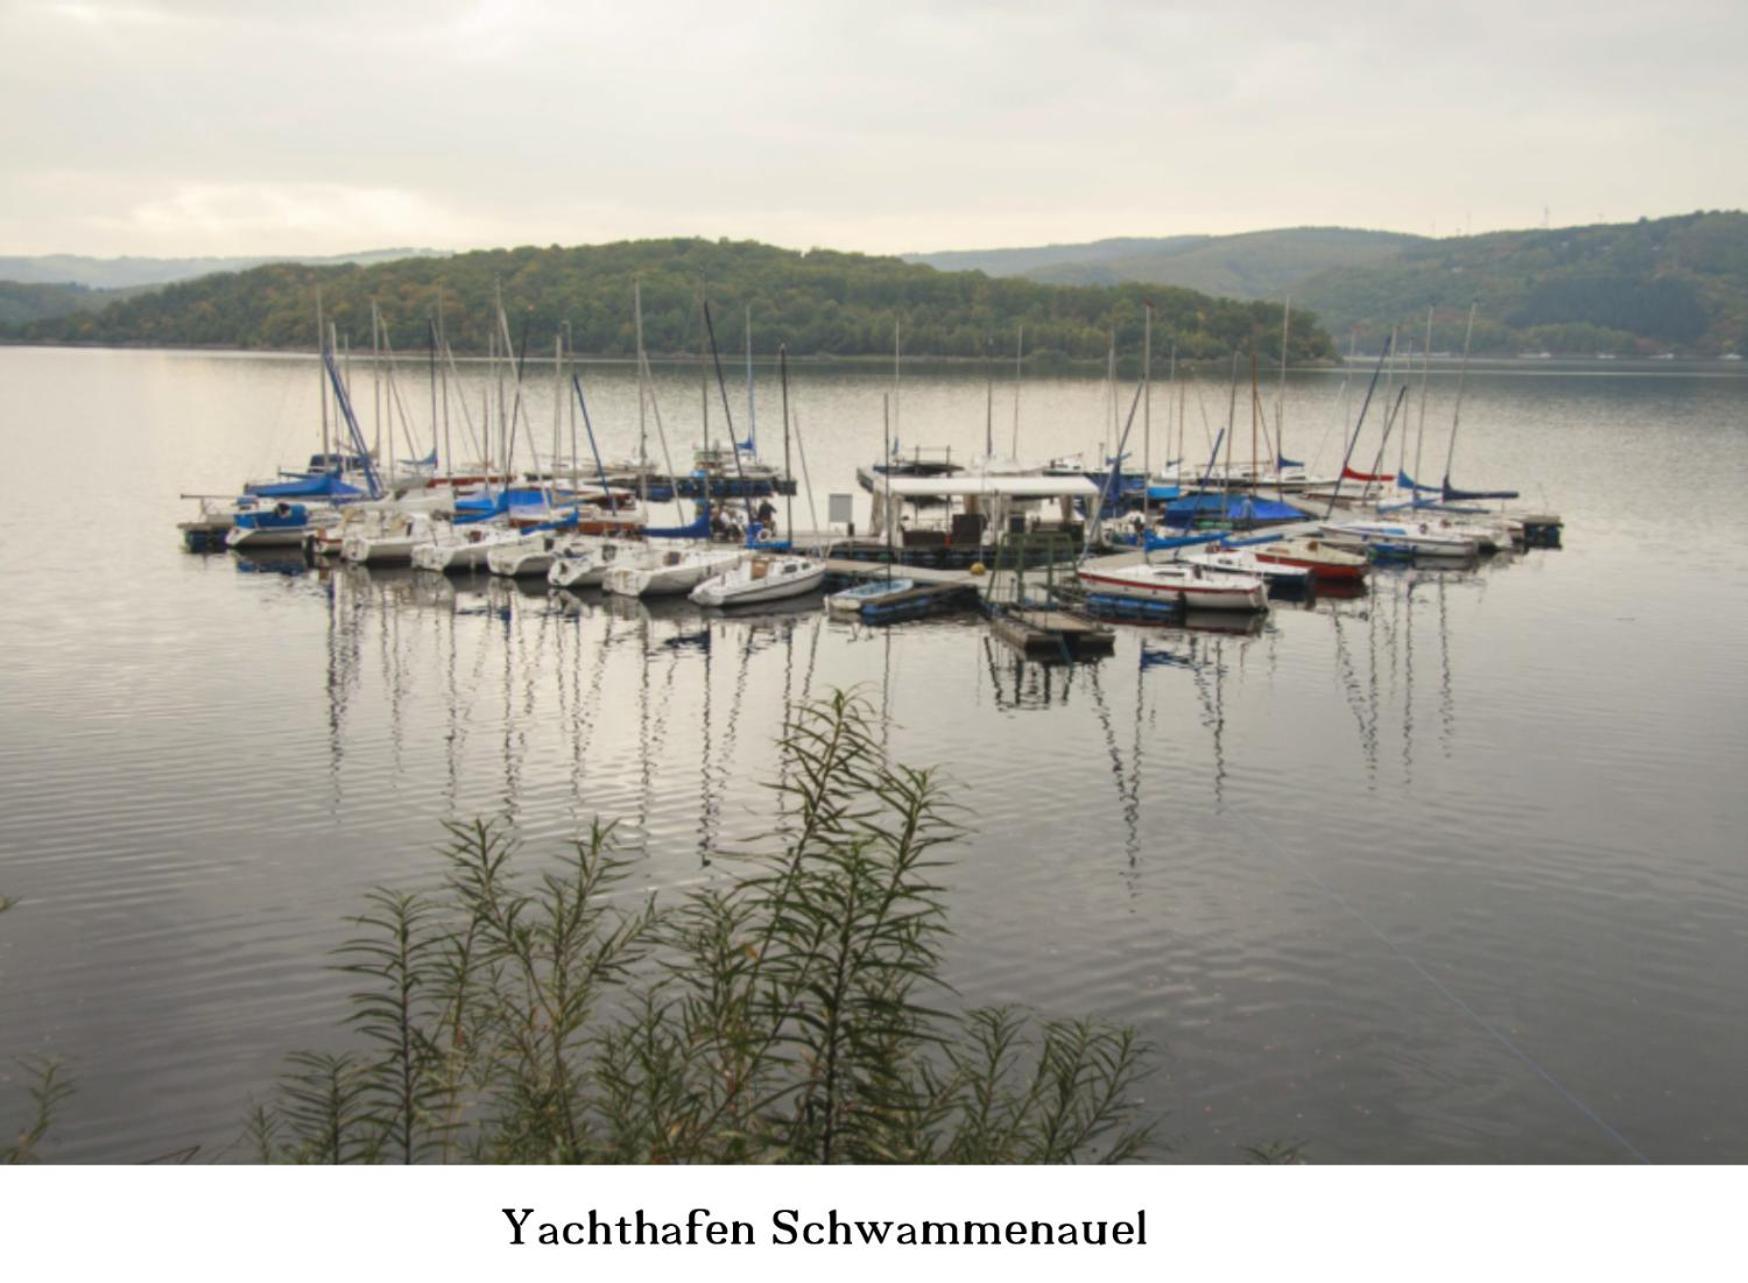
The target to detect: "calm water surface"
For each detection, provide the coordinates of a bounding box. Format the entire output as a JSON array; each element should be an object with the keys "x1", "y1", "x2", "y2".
[{"x1": 1, "y1": 348, "x2": 1745, "y2": 1162}]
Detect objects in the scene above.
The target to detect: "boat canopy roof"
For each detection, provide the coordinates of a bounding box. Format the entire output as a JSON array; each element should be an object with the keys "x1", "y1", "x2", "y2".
[{"x1": 874, "y1": 473, "x2": 1099, "y2": 499}]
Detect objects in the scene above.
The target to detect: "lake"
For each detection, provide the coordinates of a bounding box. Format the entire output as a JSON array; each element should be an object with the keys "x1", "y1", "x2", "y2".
[{"x1": 1, "y1": 346, "x2": 1745, "y2": 1162}]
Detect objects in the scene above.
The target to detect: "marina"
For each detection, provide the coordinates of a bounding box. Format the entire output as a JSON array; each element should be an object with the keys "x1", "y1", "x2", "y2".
[{"x1": 2, "y1": 345, "x2": 1746, "y2": 1165}]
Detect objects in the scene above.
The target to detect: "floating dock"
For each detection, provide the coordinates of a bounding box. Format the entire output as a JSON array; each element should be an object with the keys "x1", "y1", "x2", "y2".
[{"x1": 987, "y1": 606, "x2": 1115, "y2": 661}]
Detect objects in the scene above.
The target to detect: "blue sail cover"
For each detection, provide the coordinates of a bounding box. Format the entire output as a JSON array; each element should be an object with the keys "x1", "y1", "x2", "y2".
[
  {"x1": 246, "y1": 472, "x2": 366, "y2": 499},
  {"x1": 1142, "y1": 530, "x2": 1227, "y2": 552},
  {"x1": 1278, "y1": 455, "x2": 1304, "y2": 468},
  {"x1": 234, "y1": 503, "x2": 309, "y2": 530},
  {"x1": 646, "y1": 501, "x2": 711, "y2": 540},
  {"x1": 1395, "y1": 470, "x2": 1441, "y2": 494},
  {"x1": 1442, "y1": 478, "x2": 1521, "y2": 501},
  {"x1": 1145, "y1": 484, "x2": 1182, "y2": 502},
  {"x1": 454, "y1": 488, "x2": 548, "y2": 523},
  {"x1": 1161, "y1": 494, "x2": 1308, "y2": 526}
]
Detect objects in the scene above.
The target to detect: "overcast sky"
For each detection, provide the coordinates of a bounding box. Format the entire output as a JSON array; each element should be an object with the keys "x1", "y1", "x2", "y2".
[{"x1": 2, "y1": 0, "x2": 1744, "y2": 258}]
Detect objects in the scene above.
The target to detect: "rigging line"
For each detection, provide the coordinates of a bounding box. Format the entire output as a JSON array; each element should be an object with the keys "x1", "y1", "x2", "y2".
[{"x1": 1229, "y1": 807, "x2": 1650, "y2": 1164}]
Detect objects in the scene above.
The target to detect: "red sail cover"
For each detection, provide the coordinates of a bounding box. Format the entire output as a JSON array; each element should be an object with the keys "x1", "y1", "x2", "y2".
[{"x1": 1342, "y1": 465, "x2": 1395, "y2": 482}]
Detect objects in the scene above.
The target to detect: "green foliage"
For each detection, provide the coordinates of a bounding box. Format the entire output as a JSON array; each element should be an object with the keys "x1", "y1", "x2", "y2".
[
  {"x1": 9, "y1": 237, "x2": 1333, "y2": 364},
  {"x1": 3, "y1": 1057, "x2": 74, "y2": 1164},
  {"x1": 249, "y1": 690, "x2": 1155, "y2": 1164},
  {"x1": 0, "y1": 280, "x2": 149, "y2": 326},
  {"x1": 920, "y1": 227, "x2": 1423, "y2": 301},
  {"x1": 1296, "y1": 210, "x2": 1748, "y2": 354},
  {"x1": 919, "y1": 212, "x2": 1748, "y2": 355}
]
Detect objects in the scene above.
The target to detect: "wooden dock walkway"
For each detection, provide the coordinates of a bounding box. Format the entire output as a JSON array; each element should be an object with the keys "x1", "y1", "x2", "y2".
[{"x1": 988, "y1": 606, "x2": 1115, "y2": 660}]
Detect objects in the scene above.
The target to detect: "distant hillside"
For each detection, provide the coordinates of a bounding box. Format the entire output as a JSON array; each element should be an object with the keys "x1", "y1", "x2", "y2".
[
  {"x1": 910, "y1": 228, "x2": 1424, "y2": 299},
  {"x1": 0, "y1": 248, "x2": 448, "y2": 290},
  {"x1": 1295, "y1": 212, "x2": 1748, "y2": 355},
  {"x1": 0, "y1": 280, "x2": 154, "y2": 326},
  {"x1": 911, "y1": 214, "x2": 1748, "y2": 355},
  {"x1": 8, "y1": 238, "x2": 1337, "y2": 364}
]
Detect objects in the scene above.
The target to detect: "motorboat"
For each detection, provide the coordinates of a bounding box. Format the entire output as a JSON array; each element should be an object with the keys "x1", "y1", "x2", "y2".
[{"x1": 690, "y1": 555, "x2": 826, "y2": 607}]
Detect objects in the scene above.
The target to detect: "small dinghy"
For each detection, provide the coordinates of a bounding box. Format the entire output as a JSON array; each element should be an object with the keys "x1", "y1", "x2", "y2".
[
  {"x1": 825, "y1": 577, "x2": 916, "y2": 615},
  {"x1": 691, "y1": 555, "x2": 825, "y2": 607},
  {"x1": 1076, "y1": 557, "x2": 1268, "y2": 612},
  {"x1": 604, "y1": 546, "x2": 744, "y2": 598}
]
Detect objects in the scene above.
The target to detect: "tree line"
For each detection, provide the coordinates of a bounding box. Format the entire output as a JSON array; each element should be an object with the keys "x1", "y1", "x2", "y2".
[{"x1": 10, "y1": 237, "x2": 1336, "y2": 365}]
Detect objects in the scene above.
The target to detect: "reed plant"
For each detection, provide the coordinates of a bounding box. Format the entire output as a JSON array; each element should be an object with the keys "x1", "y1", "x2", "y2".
[{"x1": 248, "y1": 689, "x2": 1154, "y2": 1164}]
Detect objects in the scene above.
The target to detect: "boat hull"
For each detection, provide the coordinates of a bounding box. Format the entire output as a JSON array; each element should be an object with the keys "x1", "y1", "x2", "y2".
[
  {"x1": 1076, "y1": 564, "x2": 1268, "y2": 612},
  {"x1": 692, "y1": 561, "x2": 825, "y2": 607}
]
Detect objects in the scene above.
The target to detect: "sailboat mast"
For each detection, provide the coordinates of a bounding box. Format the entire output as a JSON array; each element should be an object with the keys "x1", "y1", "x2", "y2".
[
  {"x1": 1105, "y1": 330, "x2": 1117, "y2": 466},
  {"x1": 1444, "y1": 303, "x2": 1478, "y2": 485},
  {"x1": 1011, "y1": 324, "x2": 1023, "y2": 459},
  {"x1": 551, "y1": 331, "x2": 563, "y2": 504},
  {"x1": 745, "y1": 304, "x2": 756, "y2": 458},
  {"x1": 883, "y1": 393, "x2": 893, "y2": 583},
  {"x1": 1223, "y1": 350, "x2": 1238, "y2": 506},
  {"x1": 1276, "y1": 297, "x2": 1291, "y2": 488},
  {"x1": 371, "y1": 300, "x2": 382, "y2": 469},
  {"x1": 984, "y1": 332, "x2": 994, "y2": 459},
  {"x1": 427, "y1": 314, "x2": 438, "y2": 478},
  {"x1": 316, "y1": 287, "x2": 330, "y2": 467},
  {"x1": 1250, "y1": 348, "x2": 1260, "y2": 484},
  {"x1": 437, "y1": 297, "x2": 450, "y2": 482},
  {"x1": 779, "y1": 343, "x2": 794, "y2": 540},
  {"x1": 892, "y1": 317, "x2": 901, "y2": 458},
  {"x1": 634, "y1": 281, "x2": 649, "y2": 508},
  {"x1": 565, "y1": 321, "x2": 578, "y2": 499},
  {"x1": 1413, "y1": 305, "x2": 1433, "y2": 495},
  {"x1": 1142, "y1": 302, "x2": 1153, "y2": 481}
]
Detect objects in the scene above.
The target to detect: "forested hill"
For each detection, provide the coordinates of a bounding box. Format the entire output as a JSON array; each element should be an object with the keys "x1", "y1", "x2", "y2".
[
  {"x1": 910, "y1": 228, "x2": 1421, "y2": 300},
  {"x1": 1294, "y1": 212, "x2": 1748, "y2": 354},
  {"x1": 911, "y1": 213, "x2": 1748, "y2": 355},
  {"x1": 7, "y1": 239, "x2": 1336, "y2": 364}
]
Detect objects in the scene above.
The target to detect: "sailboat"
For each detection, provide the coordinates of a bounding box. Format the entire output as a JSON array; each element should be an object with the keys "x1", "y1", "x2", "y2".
[
  {"x1": 690, "y1": 325, "x2": 825, "y2": 607},
  {"x1": 605, "y1": 545, "x2": 745, "y2": 598},
  {"x1": 1077, "y1": 553, "x2": 1269, "y2": 611},
  {"x1": 545, "y1": 535, "x2": 648, "y2": 590},
  {"x1": 827, "y1": 391, "x2": 917, "y2": 615}
]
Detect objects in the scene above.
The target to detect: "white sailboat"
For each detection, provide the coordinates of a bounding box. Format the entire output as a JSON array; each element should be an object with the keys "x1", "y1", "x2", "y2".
[
  {"x1": 1318, "y1": 518, "x2": 1479, "y2": 559},
  {"x1": 1178, "y1": 546, "x2": 1310, "y2": 587},
  {"x1": 545, "y1": 536, "x2": 651, "y2": 590},
  {"x1": 409, "y1": 519, "x2": 516, "y2": 572},
  {"x1": 1076, "y1": 553, "x2": 1269, "y2": 612},
  {"x1": 485, "y1": 532, "x2": 559, "y2": 578},
  {"x1": 604, "y1": 545, "x2": 744, "y2": 598}
]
